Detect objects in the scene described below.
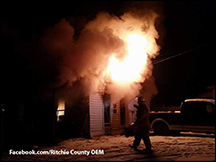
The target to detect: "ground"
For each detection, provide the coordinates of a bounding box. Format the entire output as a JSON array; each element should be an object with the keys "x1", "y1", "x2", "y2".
[{"x1": 1, "y1": 132, "x2": 215, "y2": 161}]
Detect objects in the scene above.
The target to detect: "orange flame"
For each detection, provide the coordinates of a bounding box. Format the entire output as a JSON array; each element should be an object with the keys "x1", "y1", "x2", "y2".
[
  {"x1": 85, "y1": 12, "x2": 160, "y2": 98},
  {"x1": 106, "y1": 32, "x2": 149, "y2": 84}
]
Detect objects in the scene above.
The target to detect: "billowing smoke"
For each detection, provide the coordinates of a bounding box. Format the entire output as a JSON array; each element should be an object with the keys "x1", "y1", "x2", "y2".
[{"x1": 40, "y1": 11, "x2": 161, "y2": 103}]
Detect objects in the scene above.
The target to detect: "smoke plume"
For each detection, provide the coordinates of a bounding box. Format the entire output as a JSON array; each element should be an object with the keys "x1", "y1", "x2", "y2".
[{"x1": 40, "y1": 11, "x2": 161, "y2": 102}]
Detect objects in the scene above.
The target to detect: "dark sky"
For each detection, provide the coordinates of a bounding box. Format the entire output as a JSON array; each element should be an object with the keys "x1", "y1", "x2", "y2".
[
  {"x1": 0, "y1": 1, "x2": 215, "y2": 106},
  {"x1": 152, "y1": 1, "x2": 215, "y2": 106}
]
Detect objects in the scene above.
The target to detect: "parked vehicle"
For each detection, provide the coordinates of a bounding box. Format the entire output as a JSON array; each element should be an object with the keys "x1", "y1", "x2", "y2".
[{"x1": 150, "y1": 98, "x2": 215, "y2": 135}]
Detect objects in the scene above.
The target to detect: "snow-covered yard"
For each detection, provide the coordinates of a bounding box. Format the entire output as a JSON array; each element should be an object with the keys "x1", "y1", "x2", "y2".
[{"x1": 1, "y1": 132, "x2": 215, "y2": 161}]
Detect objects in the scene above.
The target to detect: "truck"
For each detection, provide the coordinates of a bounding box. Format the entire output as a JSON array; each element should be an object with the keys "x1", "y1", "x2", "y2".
[{"x1": 149, "y1": 98, "x2": 215, "y2": 135}]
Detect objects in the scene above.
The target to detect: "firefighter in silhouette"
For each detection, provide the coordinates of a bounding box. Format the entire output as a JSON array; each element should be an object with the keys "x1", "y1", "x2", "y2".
[{"x1": 129, "y1": 96, "x2": 153, "y2": 153}]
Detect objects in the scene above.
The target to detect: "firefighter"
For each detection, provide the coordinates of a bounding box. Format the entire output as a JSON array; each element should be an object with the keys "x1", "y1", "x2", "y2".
[{"x1": 129, "y1": 96, "x2": 153, "y2": 153}]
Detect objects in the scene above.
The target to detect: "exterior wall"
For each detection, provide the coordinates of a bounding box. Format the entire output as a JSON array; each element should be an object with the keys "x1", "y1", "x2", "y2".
[
  {"x1": 89, "y1": 92, "x2": 105, "y2": 137},
  {"x1": 105, "y1": 97, "x2": 128, "y2": 134},
  {"x1": 110, "y1": 100, "x2": 120, "y2": 130},
  {"x1": 89, "y1": 91, "x2": 156, "y2": 136}
]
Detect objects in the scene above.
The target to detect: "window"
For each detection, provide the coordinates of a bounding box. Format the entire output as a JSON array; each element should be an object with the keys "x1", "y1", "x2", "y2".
[
  {"x1": 56, "y1": 100, "x2": 65, "y2": 122},
  {"x1": 193, "y1": 102, "x2": 207, "y2": 117},
  {"x1": 181, "y1": 102, "x2": 193, "y2": 116}
]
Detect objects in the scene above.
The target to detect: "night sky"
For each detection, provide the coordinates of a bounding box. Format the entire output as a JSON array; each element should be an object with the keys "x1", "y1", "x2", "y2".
[{"x1": 1, "y1": 1, "x2": 215, "y2": 106}]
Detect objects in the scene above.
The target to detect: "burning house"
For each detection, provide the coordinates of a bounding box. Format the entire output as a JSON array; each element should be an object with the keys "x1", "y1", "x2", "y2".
[
  {"x1": 1, "y1": 10, "x2": 161, "y2": 150},
  {"x1": 52, "y1": 12, "x2": 160, "y2": 138},
  {"x1": 55, "y1": 76, "x2": 158, "y2": 138}
]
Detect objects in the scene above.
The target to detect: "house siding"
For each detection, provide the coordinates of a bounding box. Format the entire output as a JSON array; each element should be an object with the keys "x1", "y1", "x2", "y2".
[{"x1": 89, "y1": 93, "x2": 105, "y2": 137}]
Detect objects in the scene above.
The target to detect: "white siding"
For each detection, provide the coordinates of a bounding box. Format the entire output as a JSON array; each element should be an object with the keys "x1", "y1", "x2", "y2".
[{"x1": 89, "y1": 93, "x2": 105, "y2": 137}]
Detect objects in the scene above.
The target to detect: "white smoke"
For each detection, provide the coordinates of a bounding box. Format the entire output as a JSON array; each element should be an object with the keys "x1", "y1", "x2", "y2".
[{"x1": 40, "y1": 11, "x2": 160, "y2": 103}]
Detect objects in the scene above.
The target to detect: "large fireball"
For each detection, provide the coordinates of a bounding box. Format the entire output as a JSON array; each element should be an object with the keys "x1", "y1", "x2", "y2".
[
  {"x1": 106, "y1": 32, "x2": 148, "y2": 84},
  {"x1": 74, "y1": 12, "x2": 160, "y2": 100}
]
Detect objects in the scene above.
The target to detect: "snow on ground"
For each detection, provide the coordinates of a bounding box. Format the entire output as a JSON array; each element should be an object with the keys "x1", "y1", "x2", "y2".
[{"x1": 1, "y1": 132, "x2": 215, "y2": 161}]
